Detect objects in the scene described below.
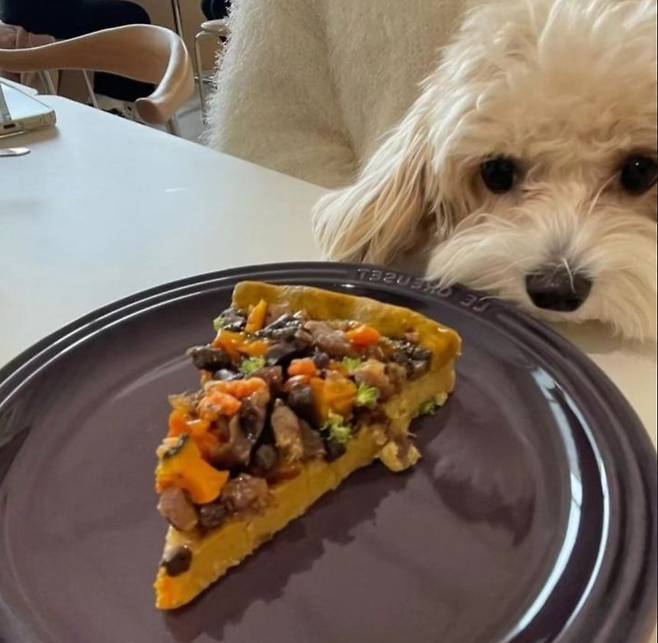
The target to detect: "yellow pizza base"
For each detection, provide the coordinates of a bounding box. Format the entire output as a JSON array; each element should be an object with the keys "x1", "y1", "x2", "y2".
[
  {"x1": 155, "y1": 362, "x2": 455, "y2": 610},
  {"x1": 154, "y1": 281, "x2": 461, "y2": 610}
]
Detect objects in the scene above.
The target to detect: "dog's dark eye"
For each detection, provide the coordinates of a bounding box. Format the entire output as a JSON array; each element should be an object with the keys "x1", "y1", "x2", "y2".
[
  {"x1": 480, "y1": 157, "x2": 518, "y2": 194},
  {"x1": 620, "y1": 155, "x2": 657, "y2": 195}
]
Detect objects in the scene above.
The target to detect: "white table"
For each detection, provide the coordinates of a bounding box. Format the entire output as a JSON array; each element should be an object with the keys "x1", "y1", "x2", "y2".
[{"x1": 0, "y1": 96, "x2": 656, "y2": 447}]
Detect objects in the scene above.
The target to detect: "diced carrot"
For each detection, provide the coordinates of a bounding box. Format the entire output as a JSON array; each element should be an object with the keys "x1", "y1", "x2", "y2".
[
  {"x1": 156, "y1": 436, "x2": 229, "y2": 504},
  {"x1": 198, "y1": 391, "x2": 242, "y2": 419},
  {"x1": 186, "y1": 418, "x2": 219, "y2": 458},
  {"x1": 207, "y1": 377, "x2": 267, "y2": 399},
  {"x1": 167, "y1": 411, "x2": 218, "y2": 455},
  {"x1": 167, "y1": 409, "x2": 190, "y2": 438},
  {"x1": 328, "y1": 359, "x2": 348, "y2": 375},
  {"x1": 212, "y1": 330, "x2": 243, "y2": 360},
  {"x1": 346, "y1": 324, "x2": 381, "y2": 347},
  {"x1": 240, "y1": 340, "x2": 270, "y2": 358},
  {"x1": 310, "y1": 373, "x2": 357, "y2": 423},
  {"x1": 212, "y1": 330, "x2": 269, "y2": 359},
  {"x1": 245, "y1": 299, "x2": 268, "y2": 334},
  {"x1": 288, "y1": 358, "x2": 318, "y2": 377}
]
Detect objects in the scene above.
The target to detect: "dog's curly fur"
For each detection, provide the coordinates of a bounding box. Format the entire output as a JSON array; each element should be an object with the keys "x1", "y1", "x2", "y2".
[{"x1": 313, "y1": 0, "x2": 657, "y2": 340}]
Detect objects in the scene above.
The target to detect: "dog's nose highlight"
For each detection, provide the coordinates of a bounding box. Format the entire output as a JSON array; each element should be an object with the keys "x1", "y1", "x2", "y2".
[{"x1": 525, "y1": 267, "x2": 592, "y2": 312}]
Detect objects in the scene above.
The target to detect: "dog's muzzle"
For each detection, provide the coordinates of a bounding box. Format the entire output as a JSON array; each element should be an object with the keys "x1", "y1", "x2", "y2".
[{"x1": 525, "y1": 267, "x2": 592, "y2": 313}]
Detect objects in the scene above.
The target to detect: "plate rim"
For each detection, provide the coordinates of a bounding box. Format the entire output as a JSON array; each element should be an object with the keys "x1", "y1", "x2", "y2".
[{"x1": 0, "y1": 261, "x2": 655, "y2": 643}]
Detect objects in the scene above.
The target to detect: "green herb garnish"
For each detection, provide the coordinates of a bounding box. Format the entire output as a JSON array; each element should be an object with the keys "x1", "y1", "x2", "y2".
[
  {"x1": 240, "y1": 356, "x2": 266, "y2": 376},
  {"x1": 341, "y1": 356, "x2": 365, "y2": 374},
  {"x1": 322, "y1": 412, "x2": 353, "y2": 444},
  {"x1": 213, "y1": 315, "x2": 229, "y2": 332},
  {"x1": 418, "y1": 392, "x2": 448, "y2": 416},
  {"x1": 356, "y1": 383, "x2": 380, "y2": 409}
]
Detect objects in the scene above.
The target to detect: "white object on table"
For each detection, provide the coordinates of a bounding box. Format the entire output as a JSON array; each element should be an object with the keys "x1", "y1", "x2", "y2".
[
  {"x1": 0, "y1": 77, "x2": 38, "y2": 96},
  {"x1": 0, "y1": 96, "x2": 655, "y2": 449}
]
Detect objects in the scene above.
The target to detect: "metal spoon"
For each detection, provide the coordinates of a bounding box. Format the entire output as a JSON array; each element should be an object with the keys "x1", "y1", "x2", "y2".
[{"x1": 0, "y1": 147, "x2": 30, "y2": 157}]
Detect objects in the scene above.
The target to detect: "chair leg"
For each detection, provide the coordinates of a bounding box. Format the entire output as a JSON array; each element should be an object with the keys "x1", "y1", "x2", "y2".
[
  {"x1": 81, "y1": 70, "x2": 99, "y2": 109},
  {"x1": 171, "y1": 0, "x2": 184, "y2": 36},
  {"x1": 39, "y1": 71, "x2": 57, "y2": 95},
  {"x1": 193, "y1": 32, "x2": 207, "y2": 119},
  {"x1": 166, "y1": 115, "x2": 181, "y2": 136}
]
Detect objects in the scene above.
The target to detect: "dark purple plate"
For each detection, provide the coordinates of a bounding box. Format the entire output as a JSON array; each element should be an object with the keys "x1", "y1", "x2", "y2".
[{"x1": 0, "y1": 263, "x2": 655, "y2": 643}]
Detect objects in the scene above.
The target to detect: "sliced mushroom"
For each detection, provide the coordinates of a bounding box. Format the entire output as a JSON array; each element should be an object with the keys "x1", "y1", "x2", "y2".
[
  {"x1": 265, "y1": 329, "x2": 313, "y2": 365},
  {"x1": 254, "y1": 444, "x2": 278, "y2": 471},
  {"x1": 157, "y1": 487, "x2": 198, "y2": 532},
  {"x1": 209, "y1": 415, "x2": 253, "y2": 469},
  {"x1": 186, "y1": 346, "x2": 232, "y2": 372},
  {"x1": 304, "y1": 321, "x2": 352, "y2": 358},
  {"x1": 197, "y1": 501, "x2": 228, "y2": 530},
  {"x1": 271, "y1": 400, "x2": 304, "y2": 463},
  {"x1": 214, "y1": 307, "x2": 247, "y2": 332},
  {"x1": 263, "y1": 306, "x2": 292, "y2": 327},
  {"x1": 286, "y1": 383, "x2": 316, "y2": 426},
  {"x1": 239, "y1": 389, "x2": 269, "y2": 442},
  {"x1": 300, "y1": 420, "x2": 326, "y2": 460},
  {"x1": 221, "y1": 474, "x2": 270, "y2": 514},
  {"x1": 251, "y1": 365, "x2": 283, "y2": 394}
]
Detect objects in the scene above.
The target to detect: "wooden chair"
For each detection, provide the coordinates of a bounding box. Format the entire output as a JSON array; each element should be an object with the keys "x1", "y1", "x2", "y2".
[{"x1": 0, "y1": 24, "x2": 194, "y2": 132}]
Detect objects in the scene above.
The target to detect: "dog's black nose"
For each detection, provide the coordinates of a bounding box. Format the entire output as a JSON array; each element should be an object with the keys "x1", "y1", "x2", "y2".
[{"x1": 525, "y1": 267, "x2": 592, "y2": 312}]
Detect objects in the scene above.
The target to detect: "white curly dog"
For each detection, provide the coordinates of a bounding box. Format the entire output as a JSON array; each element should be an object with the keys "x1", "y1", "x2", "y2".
[{"x1": 209, "y1": 0, "x2": 657, "y2": 340}]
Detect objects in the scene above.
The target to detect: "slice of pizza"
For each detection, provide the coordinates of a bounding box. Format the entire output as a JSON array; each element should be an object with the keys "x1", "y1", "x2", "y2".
[{"x1": 153, "y1": 281, "x2": 461, "y2": 610}]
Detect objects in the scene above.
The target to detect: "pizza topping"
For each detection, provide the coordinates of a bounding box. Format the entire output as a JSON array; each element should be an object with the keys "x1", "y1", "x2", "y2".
[
  {"x1": 352, "y1": 360, "x2": 394, "y2": 399},
  {"x1": 271, "y1": 400, "x2": 305, "y2": 464},
  {"x1": 156, "y1": 299, "x2": 443, "y2": 541},
  {"x1": 213, "y1": 307, "x2": 247, "y2": 332},
  {"x1": 346, "y1": 324, "x2": 381, "y2": 347},
  {"x1": 322, "y1": 413, "x2": 353, "y2": 445},
  {"x1": 156, "y1": 435, "x2": 230, "y2": 504},
  {"x1": 418, "y1": 392, "x2": 449, "y2": 416},
  {"x1": 161, "y1": 545, "x2": 193, "y2": 577},
  {"x1": 209, "y1": 415, "x2": 253, "y2": 469},
  {"x1": 254, "y1": 444, "x2": 278, "y2": 471},
  {"x1": 304, "y1": 320, "x2": 353, "y2": 358},
  {"x1": 245, "y1": 299, "x2": 269, "y2": 334},
  {"x1": 187, "y1": 346, "x2": 232, "y2": 373},
  {"x1": 157, "y1": 487, "x2": 198, "y2": 532},
  {"x1": 221, "y1": 474, "x2": 270, "y2": 514},
  {"x1": 240, "y1": 356, "x2": 266, "y2": 376},
  {"x1": 239, "y1": 391, "x2": 269, "y2": 442},
  {"x1": 285, "y1": 382, "x2": 316, "y2": 425},
  {"x1": 300, "y1": 420, "x2": 327, "y2": 459},
  {"x1": 288, "y1": 358, "x2": 318, "y2": 378},
  {"x1": 355, "y1": 383, "x2": 381, "y2": 409},
  {"x1": 197, "y1": 501, "x2": 228, "y2": 530}
]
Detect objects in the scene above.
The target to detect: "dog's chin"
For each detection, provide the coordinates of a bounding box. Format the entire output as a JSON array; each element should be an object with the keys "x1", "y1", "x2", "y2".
[
  {"x1": 511, "y1": 293, "x2": 654, "y2": 341},
  {"x1": 425, "y1": 217, "x2": 657, "y2": 342},
  {"x1": 431, "y1": 266, "x2": 656, "y2": 342}
]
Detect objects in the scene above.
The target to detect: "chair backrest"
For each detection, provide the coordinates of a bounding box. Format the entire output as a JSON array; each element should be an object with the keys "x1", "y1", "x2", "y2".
[{"x1": 0, "y1": 24, "x2": 194, "y2": 125}]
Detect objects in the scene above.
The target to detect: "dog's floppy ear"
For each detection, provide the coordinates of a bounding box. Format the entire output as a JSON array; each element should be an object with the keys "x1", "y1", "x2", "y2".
[{"x1": 312, "y1": 107, "x2": 436, "y2": 264}]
